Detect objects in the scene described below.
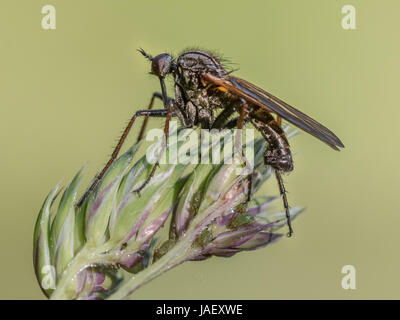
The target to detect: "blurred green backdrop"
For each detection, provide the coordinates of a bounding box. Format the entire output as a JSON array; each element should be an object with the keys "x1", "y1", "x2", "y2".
[{"x1": 0, "y1": 0, "x2": 399, "y2": 299}]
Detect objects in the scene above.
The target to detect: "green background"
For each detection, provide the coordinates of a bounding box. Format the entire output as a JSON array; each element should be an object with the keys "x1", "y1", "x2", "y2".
[{"x1": 0, "y1": 0, "x2": 399, "y2": 299}]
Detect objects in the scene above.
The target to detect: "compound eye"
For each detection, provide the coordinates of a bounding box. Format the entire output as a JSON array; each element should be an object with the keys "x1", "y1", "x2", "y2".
[{"x1": 151, "y1": 54, "x2": 173, "y2": 77}]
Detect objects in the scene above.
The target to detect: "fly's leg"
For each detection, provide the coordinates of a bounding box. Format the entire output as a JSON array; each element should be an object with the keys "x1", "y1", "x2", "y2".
[
  {"x1": 236, "y1": 100, "x2": 247, "y2": 132},
  {"x1": 250, "y1": 117, "x2": 294, "y2": 237},
  {"x1": 132, "y1": 76, "x2": 178, "y2": 195},
  {"x1": 211, "y1": 105, "x2": 235, "y2": 129},
  {"x1": 235, "y1": 100, "x2": 254, "y2": 202},
  {"x1": 136, "y1": 92, "x2": 162, "y2": 142},
  {"x1": 275, "y1": 170, "x2": 293, "y2": 237},
  {"x1": 212, "y1": 107, "x2": 253, "y2": 201},
  {"x1": 212, "y1": 103, "x2": 253, "y2": 200},
  {"x1": 136, "y1": 92, "x2": 174, "y2": 142},
  {"x1": 76, "y1": 108, "x2": 173, "y2": 208},
  {"x1": 274, "y1": 115, "x2": 293, "y2": 236},
  {"x1": 132, "y1": 104, "x2": 173, "y2": 195},
  {"x1": 276, "y1": 116, "x2": 282, "y2": 126},
  {"x1": 223, "y1": 117, "x2": 239, "y2": 129},
  {"x1": 244, "y1": 171, "x2": 253, "y2": 202}
]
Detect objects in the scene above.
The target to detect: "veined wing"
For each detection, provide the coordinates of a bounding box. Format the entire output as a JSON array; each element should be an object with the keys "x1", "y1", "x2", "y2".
[{"x1": 202, "y1": 73, "x2": 344, "y2": 150}]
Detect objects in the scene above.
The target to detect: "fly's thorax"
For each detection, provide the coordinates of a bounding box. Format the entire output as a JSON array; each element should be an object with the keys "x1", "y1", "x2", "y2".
[
  {"x1": 176, "y1": 68, "x2": 200, "y2": 91},
  {"x1": 173, "y1": 50, "x2": 236, "y2": 128},
  {"x1": 175, "y1": 73, "x2": 230, "y2": 121},
  {"x1": 176, "y1": 50, "x2": 225, "y2": 75},
  {"x1": 175, "y1": 50, "x2": 226, "y2": 88}
]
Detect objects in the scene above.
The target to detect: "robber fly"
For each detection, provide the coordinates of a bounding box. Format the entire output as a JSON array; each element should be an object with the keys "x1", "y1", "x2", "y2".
[{"x1": 77, "y1": 49, "x2": 344, "y2": 236}]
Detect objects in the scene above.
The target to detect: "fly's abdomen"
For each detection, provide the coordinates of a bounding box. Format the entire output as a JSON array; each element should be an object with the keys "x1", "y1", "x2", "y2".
[
  {"x1": 264, "y1": 146, "x2": 293, "y2": 172},
  {"x1": 250, "y1": 108, "x2": 294, "y2": 172}
]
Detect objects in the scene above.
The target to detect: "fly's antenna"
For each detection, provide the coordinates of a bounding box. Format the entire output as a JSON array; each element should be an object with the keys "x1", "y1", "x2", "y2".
[{"x1": 138, "y1": 48, "x2": 153, "y2": 61}]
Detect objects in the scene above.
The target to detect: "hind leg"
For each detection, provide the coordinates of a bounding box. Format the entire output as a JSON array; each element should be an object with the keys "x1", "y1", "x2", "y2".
[
  {"x1": 275, "y1": 170, "x2": 293, "y2": 237},
  {"x1": 250, "y1": 117, "x2": 294, "y2": 236}
]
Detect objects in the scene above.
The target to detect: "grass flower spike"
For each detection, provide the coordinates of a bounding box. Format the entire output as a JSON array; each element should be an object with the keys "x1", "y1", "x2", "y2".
[{"x1": 33, "y1": 128, "x2": 302, "y2": 300}]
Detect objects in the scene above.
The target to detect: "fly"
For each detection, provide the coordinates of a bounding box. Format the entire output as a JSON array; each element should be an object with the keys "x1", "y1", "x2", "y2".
[{"x1": 77, "y1": 48, "x2": 344, "y2": 237}]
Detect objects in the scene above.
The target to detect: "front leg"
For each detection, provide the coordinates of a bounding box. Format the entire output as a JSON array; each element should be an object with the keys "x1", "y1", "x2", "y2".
[
  {"x1": 76, "y1": 108, "x2": 175, "y2": 207},
  {"x1": 137, "y1": 92, "x2": 173, "y2": 142},
  {"x1": 132, "y1": 101, "x2": 176, "y2": 194},
  {"x1": 171, "y1": 84, "x2": 195, "y2": 128}
]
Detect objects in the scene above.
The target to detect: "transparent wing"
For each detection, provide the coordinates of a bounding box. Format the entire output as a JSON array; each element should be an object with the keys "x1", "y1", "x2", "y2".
[{"x1": 202, "y1": 73, "x2": 344, "y2": 150}]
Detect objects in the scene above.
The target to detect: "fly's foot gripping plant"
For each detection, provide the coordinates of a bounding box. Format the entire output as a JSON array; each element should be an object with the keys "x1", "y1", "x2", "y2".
[{"x1": 33, "y1": 128, "x2": 302, "y2": 300}]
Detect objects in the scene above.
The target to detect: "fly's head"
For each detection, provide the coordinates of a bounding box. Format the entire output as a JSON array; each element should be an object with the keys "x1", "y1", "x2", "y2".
[
  {"x1": 138, "y1": 48, "x2": 175, "y2": 78},
  {"x1": 138, "y1": 48, "x2": 177, "y2": 103},
  {"x1": 151, "y1": 54, "x2": 174, "y2": 78},
  {"x1": 138, "y1": 48, "x2": 227, "y2": 91}
]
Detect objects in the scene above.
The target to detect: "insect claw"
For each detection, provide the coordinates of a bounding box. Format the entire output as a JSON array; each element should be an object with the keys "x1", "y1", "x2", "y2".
[
  {"x1": 286, "y1": 225, "x2": 294, "y2": 237},
  {"x1": 132, "y1": 188, "x2": 141, "y2": 197}
]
